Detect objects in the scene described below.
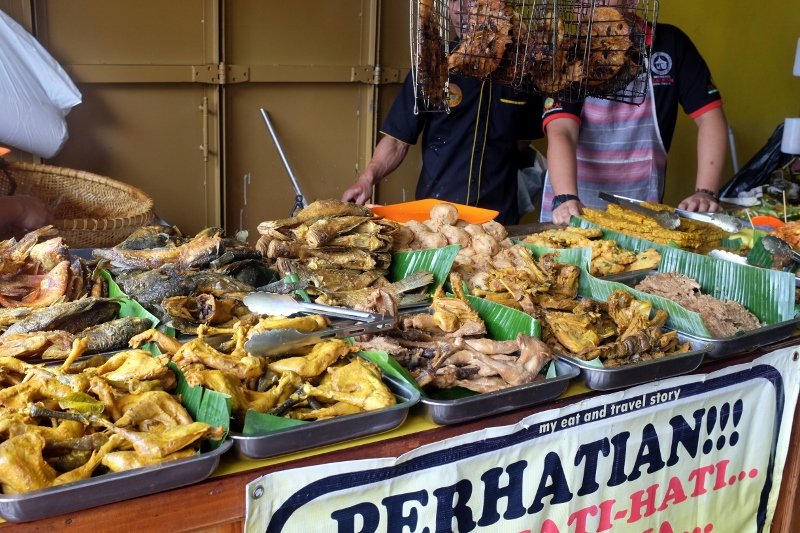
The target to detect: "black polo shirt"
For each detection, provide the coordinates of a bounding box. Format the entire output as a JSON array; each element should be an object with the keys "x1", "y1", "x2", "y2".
[
  {"x1": 381, "y1": 73, "x2": 543, "y2": 225},
  {"x1": 541, "y1": 23, "x2": 723, "y2": 152}
]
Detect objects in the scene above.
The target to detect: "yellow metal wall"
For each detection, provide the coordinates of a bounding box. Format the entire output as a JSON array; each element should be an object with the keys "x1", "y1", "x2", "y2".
[
  {"x1": 2, "y1": 0, "x2": 799, "y2": 232},
  {"x1": 658, "y1": 2, "x2": 800, "y2": 204}
]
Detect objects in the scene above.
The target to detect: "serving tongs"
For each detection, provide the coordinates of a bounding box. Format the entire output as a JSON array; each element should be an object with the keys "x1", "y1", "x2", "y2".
[
  {"x1": 761, "y1": 235, "x2": 800, "y2": 264},
  {"x1": 673, "y1": 209, "x2": 743, "y2": 233},
  {"x1": 242, "y1": 292, "x2": 395, "y2": 356},
  {"x1": 598, "y1": 192, "x2": 680, "y2": 230}
]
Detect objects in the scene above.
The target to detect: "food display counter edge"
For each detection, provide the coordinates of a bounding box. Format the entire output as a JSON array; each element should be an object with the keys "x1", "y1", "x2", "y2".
[{"x1": 1, "y1": 338, "x2": 798, "y2": 532}]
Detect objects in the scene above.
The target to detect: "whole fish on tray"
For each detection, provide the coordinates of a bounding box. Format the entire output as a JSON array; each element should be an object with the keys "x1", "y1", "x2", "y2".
[
  {"x1": 93, "y1": 229, "x2": 224, "y2": 270},
  {"x1": 0, "y1": 298, "x2": 120, "y2": 337},
  {"x1": 76, "y1": 316, "x2": 154, "y2": 355}
]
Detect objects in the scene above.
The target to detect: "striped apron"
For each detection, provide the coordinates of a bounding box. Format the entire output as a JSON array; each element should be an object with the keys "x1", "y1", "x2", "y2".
[{"x1": 539, "y1": 75, "x2": 667, "y2": 222}]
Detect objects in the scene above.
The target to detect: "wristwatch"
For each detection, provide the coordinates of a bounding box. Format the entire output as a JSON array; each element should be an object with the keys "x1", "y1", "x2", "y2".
[{"x1": 552, "y1": 194, "x2": 580, "y2": 209}]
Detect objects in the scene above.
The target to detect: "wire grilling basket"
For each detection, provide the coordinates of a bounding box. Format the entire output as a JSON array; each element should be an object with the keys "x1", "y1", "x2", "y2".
[{"x1": 411, "y1": 0, "x2": 658, "y2": 112}]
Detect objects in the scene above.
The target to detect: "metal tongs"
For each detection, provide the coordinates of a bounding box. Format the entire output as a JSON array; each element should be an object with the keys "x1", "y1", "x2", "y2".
[
  {"x1": 673, "y1": 209, "x2": 744, "y2": 233},
  {"x1": 761, "y1": 235, "x2": 800, "y2": 264},
  {"x1": 598, "y1": 192, "x2": 680, "y2": 230},
  {"x1": 242, "y1": 292, "x2": 395, "y2": 356}
]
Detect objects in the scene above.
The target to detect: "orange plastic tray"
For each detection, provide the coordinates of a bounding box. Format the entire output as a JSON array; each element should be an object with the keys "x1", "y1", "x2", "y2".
[{"x1": 371, "y1": 199, "x2": 499, "y2": 224}]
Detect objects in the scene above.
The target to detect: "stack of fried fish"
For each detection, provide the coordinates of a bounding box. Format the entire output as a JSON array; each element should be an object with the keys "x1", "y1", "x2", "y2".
[
  {"x1": 257, "y1": 199, "x2": 425, "y2": 315},
  {"x1": 0, "y1": 227, "x2": 154, "y2": 359},
  {"x1": 94, "y1": 225, "x2": 274, "y2": 334}
]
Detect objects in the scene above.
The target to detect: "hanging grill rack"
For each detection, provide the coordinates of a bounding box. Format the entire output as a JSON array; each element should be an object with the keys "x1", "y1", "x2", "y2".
[
  {"x1": 411, "y1": 0, "x2": 451, "y2": 113},
  {"x1": 411, "y1": 0, "x2": 658, "y2": 110}
]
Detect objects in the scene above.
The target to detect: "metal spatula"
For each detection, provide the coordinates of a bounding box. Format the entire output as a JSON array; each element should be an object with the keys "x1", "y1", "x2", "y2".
[
  {"x1": 674, "y1": 209, "x2": 743, "y2": 233},
  {"x1": 761, "y1": 235, "x2": 800, "y2": 264}
]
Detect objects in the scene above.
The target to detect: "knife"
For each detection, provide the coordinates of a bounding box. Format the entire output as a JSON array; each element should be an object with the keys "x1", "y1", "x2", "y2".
[
  {"x1": 598, "y1": 192, "x2": 681, "y2": 230},
  {"x1": 673, "y1": 209, "x2": 743, "y2": 233}
]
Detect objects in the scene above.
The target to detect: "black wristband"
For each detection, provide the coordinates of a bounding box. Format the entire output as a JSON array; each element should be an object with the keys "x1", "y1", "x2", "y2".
[
  {"x1": 552, "y1": 194, "x2": 580, "y2": 209},
  {"x1": 695, "y1": 188, "x2": 719, "y2": 200}
]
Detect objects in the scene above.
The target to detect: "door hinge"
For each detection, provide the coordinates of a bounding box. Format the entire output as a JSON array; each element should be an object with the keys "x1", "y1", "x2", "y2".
[
  {"x1": 350, "y1": 65, "x2": 402, "y2": 85},
  {"x1": 192, "y1": 63, "x2": 250, "y2": 85}
]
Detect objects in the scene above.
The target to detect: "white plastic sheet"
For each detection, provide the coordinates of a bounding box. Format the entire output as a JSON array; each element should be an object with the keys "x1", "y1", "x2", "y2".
[{"x1": 0, "y1": 10, "x2": 81, "y2": 158}]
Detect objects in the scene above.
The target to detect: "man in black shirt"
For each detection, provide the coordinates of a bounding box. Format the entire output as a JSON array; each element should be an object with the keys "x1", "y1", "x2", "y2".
[{"x1": 342, "y1": 0, "x2": 543, "y2": 225}]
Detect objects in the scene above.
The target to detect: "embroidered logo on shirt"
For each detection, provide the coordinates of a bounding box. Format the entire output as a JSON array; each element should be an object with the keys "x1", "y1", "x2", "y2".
[
  {"x1": 650, "y1": 52, "x2": 674, "y2": 85},
  {"x1": 448, "y1": 83, "x2": 463, "y2": 108},
  {"x1": 650, "y1": 52, "x2": 672, "y2": 76}
]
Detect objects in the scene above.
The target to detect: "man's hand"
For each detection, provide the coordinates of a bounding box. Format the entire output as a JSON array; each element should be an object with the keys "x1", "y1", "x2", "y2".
[
  {"x1": 552, "y1": 199, "x2": 583, "y2": 225},
  {"x1": 677, "y1": 191, "x2": 720, "y2": 213},
  {"x1": 341, "y1": 175, "x2": 374, "y2": 205},
  {"x1": 1, "y1": 195, "x2": 53, "y2": 233}
]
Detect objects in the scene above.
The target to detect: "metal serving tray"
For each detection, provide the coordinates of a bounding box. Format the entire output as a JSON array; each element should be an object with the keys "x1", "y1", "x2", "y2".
[
  {"x1": 418, "y1": 360, "x2": 579, "y2": 425},
  {"x1": 558, "y1": 337, "x2": 710, "y2": 391},
  {"x1": 598, "y1": 270, "x2": 800, "y2": 359},
  {"x1": 231, "y1": 374, "x2": 420, "y2": 460},
  {"x1": 679, "y1": 317, "x2": 800, "y2": 360},
  {"x1": 0, "y1": 439, "x2": 232, "y2": 523}
]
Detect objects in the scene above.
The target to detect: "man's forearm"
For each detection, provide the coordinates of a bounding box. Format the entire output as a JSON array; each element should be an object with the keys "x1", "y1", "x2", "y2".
[
  {"x1": 545, "y1": 120, "x2": 580, "y2": 196},
  {"x1": 694, "y1": 107, "x2": 728, "y2": 194},
  {"x1": 362, "y1": 136, "x2": 410, "y2": 186}
]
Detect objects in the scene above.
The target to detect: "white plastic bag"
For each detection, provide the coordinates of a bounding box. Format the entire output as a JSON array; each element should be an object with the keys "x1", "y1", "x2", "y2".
[{"x1": 0, "y1": 10, "x2": 81, "y2": 158}]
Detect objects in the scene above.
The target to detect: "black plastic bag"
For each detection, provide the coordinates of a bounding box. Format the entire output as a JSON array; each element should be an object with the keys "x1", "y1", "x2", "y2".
[{"x1": 719, "y1": 123, "x2": 793, "y2": 198}]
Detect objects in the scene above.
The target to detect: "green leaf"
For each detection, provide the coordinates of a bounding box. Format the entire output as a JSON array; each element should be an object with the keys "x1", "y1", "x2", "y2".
[
  {"x1": 466, "y1": 294, "x2": 540, "y2": 339},
  {"x1": 172, "y1": 361, "x2": 231, "y2": 448},
  {"x1": 391, "y1": 245, "x2": 461, "y2": 293},
  {"x1": 573, "y1": 217, "x2": 796, "y2": 328},
  {"x1": 99, "y1": 269, "x2": 172, "y2": 353},
  {"x1": 242, "y1": 411, "x2": 309, "y2": 435}
]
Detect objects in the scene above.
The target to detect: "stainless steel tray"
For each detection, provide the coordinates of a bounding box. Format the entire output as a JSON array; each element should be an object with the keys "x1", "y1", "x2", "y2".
[
  {"x1": 418, "y1": 360, "x2": 579, "y2": 425},
  {"x1": 679, "y1": 317, "x2": 800, "y2": 360},
  {"x1": 598, "y1": 270, "x2": 800, "y2": 359},
  {"x1": 231, "y1": 374, "x2": 420, "y2": 459},
  {"x1": 0, "y1": 439, "x2": 232, "y2": 523},
  {"x1": 558, "y1": 337, "x2": 710, "y2": 391}
]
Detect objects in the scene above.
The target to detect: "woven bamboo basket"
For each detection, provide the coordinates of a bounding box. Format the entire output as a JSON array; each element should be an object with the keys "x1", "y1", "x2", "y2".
[{"x1": 0, "y1": 161, "x2": 154, "y2": 248}]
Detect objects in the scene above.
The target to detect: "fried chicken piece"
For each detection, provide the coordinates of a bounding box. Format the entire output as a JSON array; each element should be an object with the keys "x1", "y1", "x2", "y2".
[
  {"x1": 0, "y1": 432, "x2": 56, "y2": 494},
  {"x1": 267, "y1": 339, "x2": 352, "y2": 379},
  {"x1": 102, "y1": 448, "x2": 197, "y2": 473}
]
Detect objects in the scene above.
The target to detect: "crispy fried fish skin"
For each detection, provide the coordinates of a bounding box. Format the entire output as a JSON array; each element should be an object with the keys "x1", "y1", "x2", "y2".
[
  {"x1": 305, "y1": 216, "x2": 373, "y2": 248},
  {"x1": 257, "y1": 200, "x2": 373, "y2": 235},
  {"x1": 275, "y1": 259, "x2": 385, "y2": 292},
  {"x1": 0, "y1": 298, "x2": 120, "y2": 338}
]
